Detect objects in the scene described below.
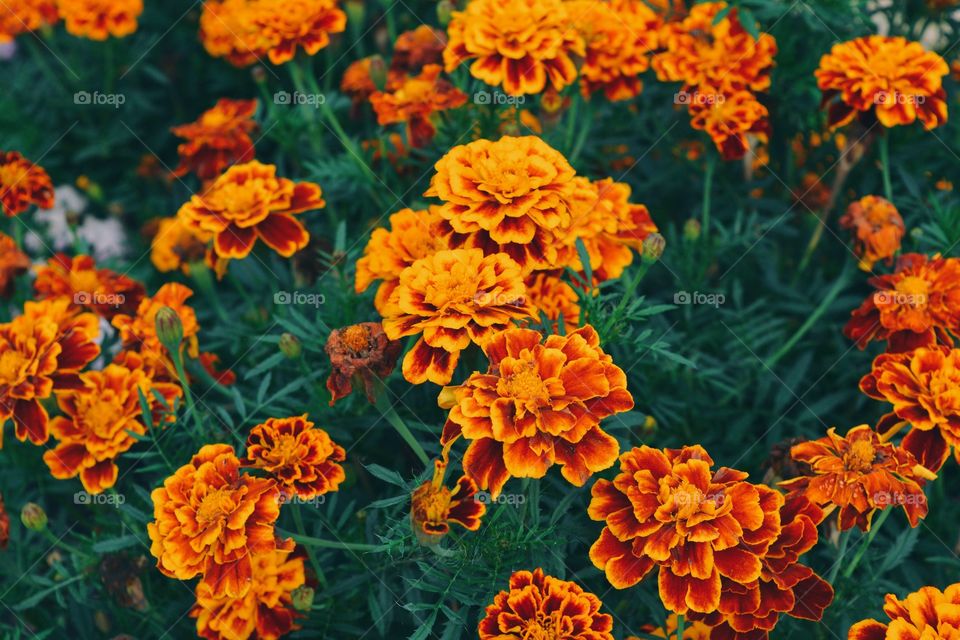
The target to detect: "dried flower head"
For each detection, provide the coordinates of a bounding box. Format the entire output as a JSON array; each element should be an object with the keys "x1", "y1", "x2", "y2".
[
  {"x1": 324, "y1": 322, "x2": 402, "y2": 405},
  {"x1": 839, "y1": 195, "x2": 905, "y2": 271}
]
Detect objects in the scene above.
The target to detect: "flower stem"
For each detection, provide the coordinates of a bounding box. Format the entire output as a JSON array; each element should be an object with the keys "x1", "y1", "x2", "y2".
[
  {"x1": 702, "y1": 154, "x2": 715, "y2": 236},
  {"x1": 284, "y1": 530, "x2": 388, "y2": 552},
  {"x1": 373, "y1": 380, "x2": 430, "y2": 467},
  {"x1": 879, "y1": 133, "x2": 893, "y2": 203},
  {"x1": 842, "y1": 507, "x2": 892, "y2": 579},
  {"x1": 676, "y1": 614, "x2": 685, "y2": 639},
  {"x1": 292, "y1": 507, "x2": 328, "y2": 588},
  {"x1": 171, "y1": 348, "x2": 204, "y2": 433}
]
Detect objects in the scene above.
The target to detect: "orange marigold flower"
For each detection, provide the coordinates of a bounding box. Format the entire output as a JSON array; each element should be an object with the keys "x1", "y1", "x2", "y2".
[
  {"x1": 191, "y1": 547, "x2": 305, "y2": 640},
  {"x1": 410, "y1": 457, "x2": 485, "y2": 545},
  {"x1": 324, "y1": 322, "x2": 402, "y2": 405},
  {"x1": 687, "y1": 87, "x2": 769, "y2": 161},
  {"x1": 848, "y1": 583, "x2": 960, "y2": 640},
  {"x1": 0, "y1": 298, "x2": 99, "y2": 447},
  {"x1": 652, "y1": 2, "x2": 777, "y2": 92},
  {"x1": 817, "y1": 36, "x2": 949, "y2": 130},
  {"x1": 369, "y1": 64, "x2": 467, "y2": 147},
  {"x1": 443, "y1": 0, "x2": 585, "y2": 96},
  {"x1": 380, "y1": 248, "x2": 535, "y2": 385},
  {"x1": 57, "y1": 0, "x2": 142, "y2": 40},
  {"x1": 569, "y1": 0, "x2": 661, "y2": 101},
  {"x1": 860, "y1": 346, "x2": 960, "y2": 472},
  {"x1": 839, "y1": 195, "x2": 905, "y2": 271},
  {"x1": 43, "y1": 363, "x2": 179, "y2": 494},
  {"x1": 780, "y1": 425, "x2": 936, "y2": 531},
  {"x1": 588, "y1": 445, "x2": 782, "y2": 615},
  {"x1": 0, "y1": 0, "x2": 57, "y2": 41},
  {"x1": 633, "y1": 614, "x2": 713, "y2": 639},
  {"x1": 391, "y1": 25, "x2": 446, "y2": 76},
  {"x1": 171, "y1": 98, "x2": 258, "y2": 181},
  {"x1": 0, "y1": 150, "x2": 54, "y2": 217},
  {"x1": 112, "y1": 282, "x2": 200, "y2": 362},
  {"x1": 177, "y1": 161, "x2": 324, "y2": 260},
  {"x1": 148, "y1": 443, "x2": 293, "y2": 598},
  {"x1": 0, "y1": 231, "x2": 29, "y2": 297},
  {"x1": 33, "y1": 253, "x2": 145, "y2": 319},
  {"x1": 149, "y1": 215, "x2": 212, "y2": 275},
  {"x1": 425, "y1": 136, "x2": 578, "y2": 272},
  {"x1": 341, "y1": 57, "x2": 379, "y2": 106},
  {"x1": 478, "y1": 568, "x2": 613, "y2": 640},
  {"x1": 355, "y1": 206, "x2": 458, "y2": 314},
  {"x1": 524, "y1": 272, "x2": 581, "y2": 329},
  {"x1": 242, "y1": 415, "x2": 346, "y2": 499},
  {"x1": 844, "y1": 253, "x2": 960, "y2": 352},
  {"x1": 440, "y1": 325, "x2": 632, "y2": 497}
]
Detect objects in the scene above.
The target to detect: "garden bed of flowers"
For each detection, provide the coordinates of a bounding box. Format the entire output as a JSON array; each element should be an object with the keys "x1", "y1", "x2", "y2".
[{"x1": 2, "y1": 0, "x2": 960, "y2": 638}]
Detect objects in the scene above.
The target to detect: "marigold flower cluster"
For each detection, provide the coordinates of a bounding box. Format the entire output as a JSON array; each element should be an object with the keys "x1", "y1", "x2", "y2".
[
  {"x1": 0, "y1": 0, "x2": 57, "y2": 42},
  {"x1": 2, "y1": 0, "x2": 140, "y2": 41},
  {"x1": 849, "y1": 583, "x2": 960, "y2": 639}
]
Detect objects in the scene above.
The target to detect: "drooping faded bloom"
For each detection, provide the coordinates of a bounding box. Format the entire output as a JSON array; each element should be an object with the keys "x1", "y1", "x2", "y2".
[
  {"x1": 0, "y1": 150, "x2": 54, "y2": 216},
  {"x1": 324, "y1": 322, "x2": 401, "y2": 405},
  {"x1": 177, "y1": 161, "x2": 325, "y2": 260},
  {"x1": 57, "y1": 0, "x2": 142, "y2": 39},
  {"x1": 171, "y1": 98, "x2": 258, "y2": 181},
  {"x1": 148, "y1": 444, "x2": 292, "y2": 598},
  {"x1": 817, "y1": 36, "x2": 949, "y2": 130},
  {"x1": 478, "y1": 568, "x2": 614, "y2": 640},
  {"x1": 0, "y1": 0, "x2": 57, "y2": 41},
  {"x1": 848, "y1": 583, "x2": 960, "y2": 640},
  {"x1": 441, "y1": 326, "x2": 632, "y2": 498},
  {"x1": 410, "y1": 458, "x2": 485, "y2": 545},
  {"x1": 0, "y1": 232, "x2": 29, "y2": 296},
  {"x1": 369, "y1": 65, "x2": 467, "y2": 147},
  {"x1": 379, "y1": 248, "x2": 535, "y2": 385},
  {"x1": 443, "y1": 0, "x2": 585, "y2": 96},
  {"x1": 242, "y1": 415, "x2": 346, "y2": 500},
  {"x1": 780, "y1": 425, "x2": 936, "y2": 531},
  {"x1": 33, "y1": 253, "x2": 145, "y2": 319},
  {"x1": 839, "y1": 196, "x2": 905, "y2": 271}
]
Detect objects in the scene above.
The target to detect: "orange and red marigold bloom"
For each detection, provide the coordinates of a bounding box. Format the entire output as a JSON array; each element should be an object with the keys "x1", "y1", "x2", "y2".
[
  {"x1": 0, "y1": 298, "x2": 100, "y2": 448},
  {"x1": 112, "y1": 282, "x2": 200, "y2": 364},
  {"x1": 380, "y1": 248, "x2": 535, "y2": 385},
  {"x1": 369, "y1": 64, "x2": 467, "y2": 148},
  {"x1": 410, "y1": 457, "x2": 485, "y2": 545},
  {"x1": 780, "y1": 425, "x2": 935, "y2": 531},
  {"x1": 177, "y1": 161, "x2": 325, "y2": 260},
  {"x1": 242, "y1": 415, "x2": 346, "y2": 500},
  {"x1": 171, "y1": 98, "x2": 259, "y2": 181},
  {"x1": 0, "y1": 150, "x2": 54, "y2": 217},
  {"x1": 817, "y1": 36, "x2": 949, "y2": 130},
  {"x1": 632, "y1": 614, "x2": 713, "y2": 639},
  {"x1": 324, "y1": 322, "x2": 401, "y2": 405},
  {"x1": 588, "y1": 445, "x2": 782, "y2": 615},
  {"x1": 148, "y1": 443, "x2": 293, "y2": 598},
  {"x1": 844, "y1": 253, "x2": 960, "y2": 352},
  {"x1": 191, "y1": 547, "x2": 305, "y2": 640},
  {"x1": 440, "y1": 325, "x2": 633, "y2": 498},
  {"x1": 443, "y1": 0, "x2": 585, "y2": 97},
  {"x1": 478, "y1": 568, "x2": 614, "y2": 640},
  {"x1": 686, "y1": 87, "x2": 769, "y2": 161},
  {"x1": 839, "y1": 195, "x2": 906, "y2": 271},
  {"x1": 33, "y1": 253, "x2": 145, "y2": 319},
  {"x1": 0, "y1": 231, "x2": 29, "y2": 296},
  {"x1": 56, "y1": 0, "x2": 142, "y2": 40},
  {"x1": 860, "y1": 346, "x2": 960, "y2": 472},
  {"x1": 848, "y1": 583, "x2": 960, "y2": 640},
  {"x1": 0, "y1": 0, "x2": 57, "y2": 42}
]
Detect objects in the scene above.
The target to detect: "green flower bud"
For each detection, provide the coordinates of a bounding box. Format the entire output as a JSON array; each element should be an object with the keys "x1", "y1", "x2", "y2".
[
  {"x1": 641, "y1": 233, "x2": 666, "y2": 263},
  {"x1": 20, "y1": 502, "x2": 47, "y2": 531},
  {"x1": 291, "y1": 585, "x2": 315, "y2": 611},
  {"x1": 154, "y1": 306, "x2": 183, "y2": 353},
  {"x1": 279, "y1": 332, "x2": 302, "y2": 359}
]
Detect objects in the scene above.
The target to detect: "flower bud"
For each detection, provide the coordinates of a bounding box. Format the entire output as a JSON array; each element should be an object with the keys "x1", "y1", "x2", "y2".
[
  {"x1": 369, "y1": 55, "x2": 388, "y2": 91},
  {"x1": 437, "y1": 0, "x2": 454, "y2": 25},
  {"x1": 155, "y1": 306, "x2": 184, "y2": 353},
  {"x1": 641, "y1": 233, "x2": 666, "y2": 263},
  {"x1": 279, "y1": 332, "x2": 302, "y2": 359},
  {"x1": 291, "y1": 585, "x2": 315, "y2": 611},
  {"x1": 344, "y1": 0, "x2": 364, "y2": 26},
  {"x1": 683, "y1": 218, "x2": 701, "y2": 241},
  {"x1": 20, "y1": 502, "x2": 47, "y2": 531}
]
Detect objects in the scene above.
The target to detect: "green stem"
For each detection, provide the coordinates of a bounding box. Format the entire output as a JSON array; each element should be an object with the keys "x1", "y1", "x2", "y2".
[
  {"x1": 373, "y1": 382, "x2": 431, "y2": 467},
  {"x1": 23, "y1": 35, "x2": 66, "y2": 94},
  {"x1": 292, "y1": 507, "x2": 328, "y2": 588},
  {"x1": 879, "y1": 133, "x2": 893, "y2": 203},
  {"x1": 702, "y1": 155, "x2": 715, "y2": 236},
  {"x1": 283, "y1": 531, "x2": 388, "y2": 552},
  {"x1": 842, "y1": 508, "x2": 892, "y2": 579},
  {"x1": 826, "y1": 528, "x2": 852, "y2": 584},
  {"x1": 676, "y1": 614, "x2": 685, "y2": 639},
  {"x1": 171, "y1": 349, "x2": 204, "y2": 433},
  {"x1": 40, "y1": 528, "x2": 90, "y2": 559}
]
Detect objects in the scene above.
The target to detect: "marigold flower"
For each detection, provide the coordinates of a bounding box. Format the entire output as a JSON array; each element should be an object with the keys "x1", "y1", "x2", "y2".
[
  {"x1": 652, "y1": 2, "x2": 776, "y2": 92},
  {"x1": 148, "y1": 443, "x2": 292, "y2": 598},
  {"x1": 177, "y1": 161, "x2": 324, "y2": 260},
  {"x1": 355, "y1": 207, "x2": 458, "y2": 314},
  {"x1": 780, "y1": 425, "x2": 936, "y2": 531},
  {"x1": 191, "y1": 546, "x2": 305, "y2": 640},
  {"x1": 848, "y1": 583, "x2": 960, "y2": 640},
  {"x1": 341, "y1": 57, "x2": 379, "y2": 106},
  {"x1": 588, "y1": 445, "x2": 782, "y2": 615},
  {"x1": 43, "y1": 363, "x2": 179, "y2": 494},
  {"x1": 199, "y1": 352, "x2": 236, "y2": 386},
  {"x1": 687, "y1": 87, "x2": 769, "y2": 161},
  {"x1": 632, "y1": 614, "x2": 713, "y2": 639},
  {"x1": 443, "y1": 0, "x2": 585, "y2": 96},
  {"x1": 149, "y1": 216, "x2": 212, "y2": 275},
  {"x1": 33, "y1": 253, "x2": 144, "y2": 319},
  {"x1": 0, "y1": 150, "x2": 54, "y2": 217},
  {"x1": 243, "y1": 415, "x2": 346, "y2": 499},
  {"x1": 0, "y1": 232, "x2": 29, "y2": 296},
  {"x1": 0, "y1": 0, "x2": 57, "y2": 41},
  {"x1": 112, "y1": 282, "x2": 200, "y2": 363},
  {"x1": 860, "y1": 346, "x2": 960, "y2": 472},
  {"x1": 391, "y1": 25, "x2": 446, "y2": 76},
  {"x1": 57, "y1": 0, "x2": 142, "y2": 40},
  {"x1": 410, "y1": 458, "x2": 485, "y2": 544},
  {"x1": 844, "y1": 253, "x2": 960, "y2": 352},
  {"x1": 524, "y1": 272, "x2": 581, "y2": 329},
  {"x1": 324, "y1": 322, "x2": 402, "y2": 405},
  {"x1": 369, "y1": 65, "x2": 467, "y2": 147},
  {"x1": 380, "y1": 248, "x2": 535, "y2": 385},
  {"x1": 171, "y1": 99, "x2": 258, "y2": 181},
  {"x1": 441, "y1": 325, "x2": 632, "y2": 497},
  {"x1": 0, "y1": 298, "x2": 99, "y2": 447},
  {"x1": 569, "y1": 0, "x2": 660, "y2": 101},
  {"x1": 839, "y1": 196, "x2": 905, "y2": 271},
  {"x1": 425, "y1": 136, "x2": 578, "y2": 272},
  {"x1": 816, "y1": 36, "x2": 949, "y2": 130},
  {"x1": 478, "y1": 568, "x2": 614, "y2": 640}
]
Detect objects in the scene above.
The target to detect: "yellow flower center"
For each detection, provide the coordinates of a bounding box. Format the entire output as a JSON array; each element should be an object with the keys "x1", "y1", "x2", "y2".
[
  {"x1": 196, "y1": 489, "x2": 236, "y2": 525},
  {"x1": 503, "y1": 362, "x2": 550, "y2": 407},
  {"x1": 270, "y1": 433, "x2": 303, "y2": 465},
  {"x1": 524, "y1": 612, "x2": 563, "y2": 640},
  {"x1": 845, "y1": 439, "x2": 877, "y2": 472},
  {"x1": 342, "y1": 325, "x2": 371, "y2": 353},
  {"x1": 417, "y1": 486, "x2": 453, "y2": 523},
  {"x1": 895, "y1": 276, "x2": 930, "y2": 299},
  {"x1": 83, "y1": 397, "x2": 126, "y2": 438},
  {"x1": 0, "y1": 349, "x2": 31, "y2": 387},
  {"x1": 0, "y1": 162, "x2": 29, "y2": 189}
]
